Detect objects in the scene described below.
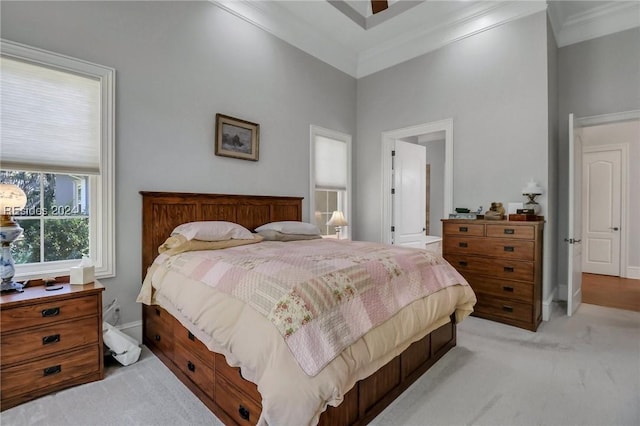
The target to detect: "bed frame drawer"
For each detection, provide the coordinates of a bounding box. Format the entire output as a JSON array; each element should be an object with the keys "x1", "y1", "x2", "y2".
[
  {"x1": 216, "y1": 374, "x2": 262, "y2": 425},
  {"x1": 215, "y1": 353, "x2": 261, "y2": 404},
  {"x1": 144, "y1": 306, "x2": 175, "y2": 358},
  {"x1": 174, "y1": 342, "x2": 214, "y2": 400},
  {"x1": 174, "y1": 323, "x2": 214, "y2": 370}
]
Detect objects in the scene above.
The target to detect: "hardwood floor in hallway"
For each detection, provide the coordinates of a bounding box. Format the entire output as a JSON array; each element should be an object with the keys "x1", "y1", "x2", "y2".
[{"x1": 582, "y1": 273, "x2": 640, "y2": 312}]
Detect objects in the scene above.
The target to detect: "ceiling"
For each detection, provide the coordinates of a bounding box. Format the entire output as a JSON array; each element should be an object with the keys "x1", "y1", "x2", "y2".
[{"x1": 214, "y1": 1, "x2": 640, "y2": 78}]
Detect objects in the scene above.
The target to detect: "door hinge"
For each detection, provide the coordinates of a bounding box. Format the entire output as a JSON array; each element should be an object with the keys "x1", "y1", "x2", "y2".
[
  {"x1": 564, "y1": 238, "x2": 582, "y2": 244},
  {"x1": 391, "y1": 150, "x2": 395, "y2": 157},
  {"x1": 391, "y1": 226, "x2": 395, "y2": 232},
  {"x1": 391, "y1": 188, "x2": 395, "y2": 194}
]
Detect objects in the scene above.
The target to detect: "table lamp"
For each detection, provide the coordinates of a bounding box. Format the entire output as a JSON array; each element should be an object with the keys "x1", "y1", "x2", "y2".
[
  {"x1": 522, "y1": 179, "x2": 543, "y2": 215},
  {"x1": 327, "y1": 210, "x2": 348, "y2": 239},
  {"x1": 0, "y1": 183, "x2": 28, "y2": 292}
]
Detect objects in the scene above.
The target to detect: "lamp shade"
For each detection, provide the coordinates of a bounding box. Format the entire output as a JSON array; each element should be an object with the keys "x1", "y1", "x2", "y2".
[
  {"x1": 327, "y1": 211, "x2": 348, "y2": 227},
  {"x1": 522, "y1": 179, "x2": 543, "y2": 195},
  {"x1": 0, "y1": 183, "x2": 27, "y2": 215}
]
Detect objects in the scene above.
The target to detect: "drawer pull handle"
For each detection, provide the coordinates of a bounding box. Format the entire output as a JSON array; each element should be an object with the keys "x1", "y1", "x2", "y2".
[
  {"x1": 188, "y1": 331, "x2": 195, "y2": 341},
  {"x1": 458, "y1": 261, "x2": 468, "y2": 267},
  {"x1": 154, "y1": 334, "x2": 161, "y2": 341},
  {"x1": 459, "y1": 226, "x2": 468, "y2": 232},
  {"x1": 42, "y1": 334, "x2": 61, "y2": 345},
  {"x1": 187, "y1": 361, "x2": 196, "y2": 372},
  {"x1": 41, "y1": 307, "x2": 60, "y2": 317},
  {"x1": 459, "y1": 242, "x2": 468, "y2": 248},
  {"x1": 504, "y1": 266, "x2": 514, "y2": 273},
  {"x1": 238, "y1": 405, "x2": 250, "y2": 421},
  {"x1": 504, "y1": 229, "x2": 515, "y2": 235},
  {"x1": 504, "y1": 246, "x2": 514, "y2": 252},
  {"x1": 502, "y1": 286, "x2": 514, "y2": 292},
  {"x1": 43, "y1": 365, "x2": 62, "y2": 376},
  {"x1": 502, "y1": 306, "x2": 514, "y2": 313}
]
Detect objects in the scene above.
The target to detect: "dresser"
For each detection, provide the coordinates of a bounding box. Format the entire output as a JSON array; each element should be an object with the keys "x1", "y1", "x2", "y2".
[
  {"x1": 442, "y1": 219, "x2": 543, "y2": 331},
  {"x1": 1, "y1": 280, "x2": 105, "y2": 410}
]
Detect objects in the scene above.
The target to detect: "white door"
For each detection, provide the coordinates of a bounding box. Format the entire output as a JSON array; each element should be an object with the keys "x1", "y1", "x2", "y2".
[
  {"x1": 582, "y1": 148, "x2": 622, "y2": 276},
  {"x1": 567, "y1": 113, "x2": 583, "y2": 316},
  {"x1": 393, "y1": 140, "x2": 427, "y2": 248}
]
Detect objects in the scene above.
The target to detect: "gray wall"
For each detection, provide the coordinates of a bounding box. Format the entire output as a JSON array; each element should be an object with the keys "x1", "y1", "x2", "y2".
[
  {"x1": 547, "y1": 17, "x2": 559, "y2": 304},
  {"x1": 557, "y1": 28, "x2": 640, "y2": 287},
  {"x1": 356, "y1": 12, "x2": 551, "y2": 287},
  {"x1": 424, "y1": 139, "x2": 445, "y2": 237},
  {"x1": 1, "y1": 1, "x2": 357, "y2": 325}
]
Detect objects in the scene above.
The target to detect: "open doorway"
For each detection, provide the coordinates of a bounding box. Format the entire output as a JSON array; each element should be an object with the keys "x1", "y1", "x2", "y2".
[{"x1": 381, "y1": 119, "x2": 453, "y2": 246}]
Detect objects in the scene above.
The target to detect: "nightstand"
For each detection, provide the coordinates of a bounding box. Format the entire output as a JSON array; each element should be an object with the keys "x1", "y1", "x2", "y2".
[{"x1": 0, "y1": 279, "x2": 105, "y2": 410}]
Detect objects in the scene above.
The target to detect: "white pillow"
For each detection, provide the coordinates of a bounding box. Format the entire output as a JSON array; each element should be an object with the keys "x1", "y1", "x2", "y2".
[
  {"x1": 171, "y1": 221, "x2": 254, "y2": 241},
  {"x1": 255, "y1": 221, "x2": 321, "y2": 236}
]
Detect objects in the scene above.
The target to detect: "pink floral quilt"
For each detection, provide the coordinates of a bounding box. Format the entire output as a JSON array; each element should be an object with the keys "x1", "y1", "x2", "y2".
[{"x1": 154, "y1": 239, "x2": 469, "y2": 376}]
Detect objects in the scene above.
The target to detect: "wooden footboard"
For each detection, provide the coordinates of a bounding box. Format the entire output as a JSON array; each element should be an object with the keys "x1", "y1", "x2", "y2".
[
  {"x1": 140, "y1": 191, "x2": 458, "y2": 425},
  {"x1": 143, "y1": 304, "x2": 456, "y2": 426}
]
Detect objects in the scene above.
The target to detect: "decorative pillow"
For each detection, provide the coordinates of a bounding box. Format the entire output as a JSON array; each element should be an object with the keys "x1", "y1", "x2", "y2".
[
  {"x1": 255, "y1": 221, "x2": 321, "y2": 236},
  {"x1": 171, "y1": 221, "x2": 254, "y2": 241},
  {"x1": 257, "y1": 229, "x2": 322, "y2": 242}
]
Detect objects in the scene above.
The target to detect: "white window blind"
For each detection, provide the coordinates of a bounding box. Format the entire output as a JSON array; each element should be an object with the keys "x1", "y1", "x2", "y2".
[
  {"x1": 0, "y1": 56, "x2": 101, "y2": 174},
  {"x1": 314, "y1": 135, "x2": 347, "y2": 190}
]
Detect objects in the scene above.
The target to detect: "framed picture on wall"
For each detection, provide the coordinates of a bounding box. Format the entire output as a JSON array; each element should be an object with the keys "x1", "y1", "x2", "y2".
[{"x1": 215, "y1": 113, "x2": 260, "y2": 161}]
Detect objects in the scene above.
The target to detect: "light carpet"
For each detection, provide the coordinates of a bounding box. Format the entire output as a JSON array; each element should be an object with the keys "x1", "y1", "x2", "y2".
[{"x1": 2, "y1": 303, "x2": 638, "y2": 426}]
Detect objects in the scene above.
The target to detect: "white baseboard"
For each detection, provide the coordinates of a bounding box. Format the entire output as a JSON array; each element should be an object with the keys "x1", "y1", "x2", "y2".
[
  {"x1": 558, "y1": 283, "x2": 568, "y2": 301},
  {"x1": 626, "y1": 266, "x2": 640, "y2": 280},
  {"x1": 115, "y1": 320, "x2": 142, "y2": 344},
  {"x1": 542, "y1": 288, "x2": 558, "y2": 322}
]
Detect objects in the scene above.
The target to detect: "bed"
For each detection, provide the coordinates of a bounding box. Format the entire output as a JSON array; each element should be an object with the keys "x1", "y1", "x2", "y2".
[{"x1": 138, "y1": 191, "x2": 476, "y2": 425}]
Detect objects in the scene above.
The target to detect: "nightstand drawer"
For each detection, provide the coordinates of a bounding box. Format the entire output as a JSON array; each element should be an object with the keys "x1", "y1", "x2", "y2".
[
  {"x1": 216, "y1": 353, "x2": 261, "y2": 404},
  {"x1": 174, "y1": 342, "x2": 214, "y2": 400},
  {"x1": 1, "y1": 316, "x2": 99, "y2": 367},
  {"x1": 1, "y1": 345, "x2": 100, "y2": 400},
  {"x1": 1, "y1": 295, "x2": 98, "y2": 333},
  {"x1": 216, "y1": 374, "x2": 262, "y2": 425}
]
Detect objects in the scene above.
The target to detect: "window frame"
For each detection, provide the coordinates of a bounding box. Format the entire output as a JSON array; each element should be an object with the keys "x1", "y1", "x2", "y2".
[
  {"x1": 309, "y1": 125, "x2": 352, "y2": 240},
  {"x1": 1, "y1": 39, "x2": 116, "y2": 280}
]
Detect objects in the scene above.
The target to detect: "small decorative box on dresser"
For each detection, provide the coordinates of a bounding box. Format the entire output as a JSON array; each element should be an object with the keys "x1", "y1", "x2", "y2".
[
  {"x1": 442, "y1": 219, "x2": 544, "y2": 331},
  {"x1": 0, "y1": 280, "x2": 105, "y2": 410}
]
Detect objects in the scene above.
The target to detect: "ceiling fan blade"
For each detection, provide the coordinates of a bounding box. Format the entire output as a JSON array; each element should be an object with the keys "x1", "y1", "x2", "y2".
[{"x1": 371, "y1": 0, "x2": 389, "y2": 15}]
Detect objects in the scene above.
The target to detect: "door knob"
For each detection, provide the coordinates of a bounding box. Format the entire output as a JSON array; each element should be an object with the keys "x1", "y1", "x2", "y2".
[{"x1": 609, "y1": 227, "x2": 619, "y2": 231}]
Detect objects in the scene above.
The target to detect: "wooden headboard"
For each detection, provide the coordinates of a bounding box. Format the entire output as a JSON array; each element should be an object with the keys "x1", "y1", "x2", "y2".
[{"x1": 140, "y1": 191, "x2": 303, "y2": 274}]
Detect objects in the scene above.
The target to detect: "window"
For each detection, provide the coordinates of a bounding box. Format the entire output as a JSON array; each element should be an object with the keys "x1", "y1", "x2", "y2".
[
  {"x1": 0, "y1": 40, "x2": 115, "y2": 279},
  {"x1": 310, "y1": 126, "x2": 351, "y2": 238}
]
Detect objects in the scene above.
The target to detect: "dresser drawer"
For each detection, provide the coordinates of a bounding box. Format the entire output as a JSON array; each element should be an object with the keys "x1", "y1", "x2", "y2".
[
  {"x1": 216, "y1": 374, "x2": 262, "y2": 425},
  {"x1": 486, "y1": 224, "x2": 535, "y2": 240},
  {"x1": 144, "y1": 307, "x2": 175, "y2": 358},
  {"x1": 1, "y1": 295, "x2": 98, "y2": 333},
  {"x1": 466, "y1": 275, "x2": 533, "y2": 304},
  {"x1": 446, "y1": 254, "x2": 534, "y2": 282},
  {"x1": 1, "y1": 316, "x2": 99, "y2": 367},
  {"x1": 1, "y1": 345, "x2": 100, "y2": 400},
  {"x1": 474, "y1": 294, "x2": 533, "y2": 324},
  {"x1": 174, "y1": 342, "x2": 214, "y2": 400},
  {"x1": 443, "y1": 222, "x2": 484, "y2": 237},
  {"x1": 444, "y1": 237, "x2": 534, "y2": 261},
  {"x1": 216, "y1": 353, "x2": 261, "y2": 404},
  {"x1": 174, "y1": 322, "x2": 214, "y2": 370}
]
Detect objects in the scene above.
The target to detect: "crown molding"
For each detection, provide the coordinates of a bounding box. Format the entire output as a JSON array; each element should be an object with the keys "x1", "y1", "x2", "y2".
[
  {"x1": 552, "y1": 1, "x2": 640, "y2": 47},
  {"x1": 213, "y1": 0, "x2": 358, "y2": 76},
  {"x1": 356, "y1": 1, "x2": 547, "y2": 77}
]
